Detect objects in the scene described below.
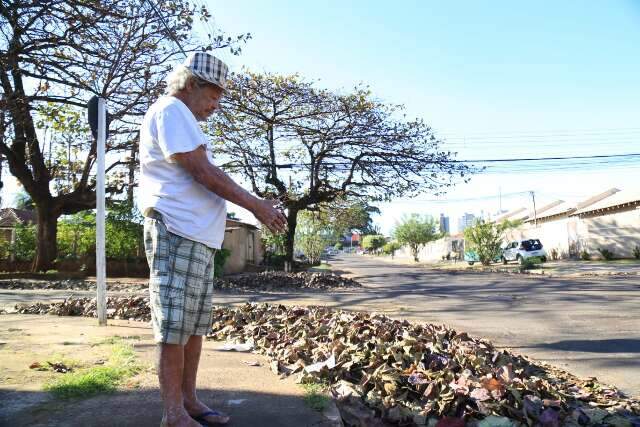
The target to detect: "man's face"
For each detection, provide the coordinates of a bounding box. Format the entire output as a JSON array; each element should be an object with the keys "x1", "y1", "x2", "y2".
[{"x1": 188, "y1": 82, "x2": 224, "y2": 121}]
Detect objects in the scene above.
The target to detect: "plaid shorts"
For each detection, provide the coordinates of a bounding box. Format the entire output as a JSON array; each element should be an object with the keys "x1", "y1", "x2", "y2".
[{"x1": 143, "y1": 211, "x2": 216, "y2": 345}]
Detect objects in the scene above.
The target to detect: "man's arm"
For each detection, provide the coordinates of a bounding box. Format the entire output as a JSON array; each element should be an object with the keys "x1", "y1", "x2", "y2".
[{"x1": 172, "y1": 146, "x2": 287, "y2": 234}]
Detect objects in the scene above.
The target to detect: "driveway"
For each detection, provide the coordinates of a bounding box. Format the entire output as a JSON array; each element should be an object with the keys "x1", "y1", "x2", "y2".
[{"x1": 2, "y1": 254, "x2": 639, "y2": 397}]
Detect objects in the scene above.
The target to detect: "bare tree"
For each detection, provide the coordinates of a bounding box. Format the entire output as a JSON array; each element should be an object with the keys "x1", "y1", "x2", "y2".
[
  {"x1": 212, "y1": 71, "x2": 475, "y2": 262},
  {"x1": 0, "y1": 0, "x2": 249, "y2": 270}
]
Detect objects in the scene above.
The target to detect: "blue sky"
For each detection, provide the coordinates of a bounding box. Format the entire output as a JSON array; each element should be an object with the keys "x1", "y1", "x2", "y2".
[
  {"x1": 202, "y1": 0, "x2": 640, "y2": 233},
  {"x1": 3, "y1": 1, "x2": 639, "y2": 234}
]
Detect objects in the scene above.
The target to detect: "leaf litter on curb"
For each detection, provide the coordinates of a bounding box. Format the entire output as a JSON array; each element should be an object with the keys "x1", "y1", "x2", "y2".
[
  {"x1": 1, "y1": 271, "x2": 360, "y2": 294},
  {"x1": 11, "y1": 298, "x2": 640, "y2": 426},
  {"x1": 208, "y1": 303, "x2": 640, "y2": 426}
]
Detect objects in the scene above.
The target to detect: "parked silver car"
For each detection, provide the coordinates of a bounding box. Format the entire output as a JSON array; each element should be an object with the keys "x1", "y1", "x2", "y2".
[{"x1": 501, "y1": 239, "x2": 547, "y2": 264}]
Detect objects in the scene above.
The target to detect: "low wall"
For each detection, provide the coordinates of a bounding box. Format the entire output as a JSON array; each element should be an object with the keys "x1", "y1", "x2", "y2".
[{"x1": 0, "y1": 258, "x2": 150, "y2": 277}]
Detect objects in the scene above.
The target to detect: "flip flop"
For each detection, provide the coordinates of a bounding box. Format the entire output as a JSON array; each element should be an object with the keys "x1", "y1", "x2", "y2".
[{"x1": 191, "y1": 410, "x2": 230, "y2": 426}]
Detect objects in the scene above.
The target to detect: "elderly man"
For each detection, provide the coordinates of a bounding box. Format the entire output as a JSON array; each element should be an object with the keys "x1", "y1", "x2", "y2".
[{"x1": 139, "y1": 52, "x2": 287, "y2": 427}]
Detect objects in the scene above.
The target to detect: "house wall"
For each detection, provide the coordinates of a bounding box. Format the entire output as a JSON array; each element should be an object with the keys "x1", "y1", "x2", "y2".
[
  {"x1": 221, "y1": 226, "x2": 264, "y2": 275},
  {"x1": 396, "y1": 236, "x2": 462, "y2": 262},
  {"x1": 505, "y1": 218, "x2": 575, "y2": 259},
  {"x1": 0, "y1": 228, "x2": 12, "y2": 244},
  {"x1": 494, "y1": 206, "x2": 639, "y2": 259},
  {"x1": 579, "y1": 208, "x2": 640, "y2": 258}
]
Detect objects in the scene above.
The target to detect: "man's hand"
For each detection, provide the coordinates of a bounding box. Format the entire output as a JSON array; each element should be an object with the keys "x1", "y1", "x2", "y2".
[{"x1": 252, "y1": 199, "x2": 288, "y2": 234}]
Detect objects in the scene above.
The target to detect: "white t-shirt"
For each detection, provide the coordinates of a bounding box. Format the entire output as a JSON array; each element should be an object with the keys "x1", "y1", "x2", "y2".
[{"x1": 138, "y1": 96, "x2": 226, "y2": 249}]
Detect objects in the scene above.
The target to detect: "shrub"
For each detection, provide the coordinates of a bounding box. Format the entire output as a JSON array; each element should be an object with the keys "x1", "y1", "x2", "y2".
[
  {"x1": 214, "y1": 248, "x2": 231, "y2": 277},
  {"x1": 393, "y1": 214, "x2": 439, "y2": 262},
  {"x1": 598, "y1": 248, "x2": 614, "y2": 261},
  {"x1": 463, "y1": 220, "x2": 503, "y2": 266},
  {"x1": 382, "y1": 241, "x2": 401, "y2": 256},
  {"x1": 580, "y1": 250, "x2": 590, "y2": 261},
  {"x1": 361, "y1": 235, "x2": 386, "y2": 253},
  {"x1": 520, "y1": 256, "x2": 542, "y2": 271},
  {"x1": 550, "y1": 248, "x2": 559, "y2": 261},
  {"x1": 13, "y1": 223, "x2": 36, "y2": 261},
  {"x1": 633, "y1": 246, "x2": 640, "y2": 260}
]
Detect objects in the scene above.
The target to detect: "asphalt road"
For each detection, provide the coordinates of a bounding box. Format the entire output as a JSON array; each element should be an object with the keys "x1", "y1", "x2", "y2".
[
  {"x1": 1, "y1": 254, "x2": 639, "y2": 397},
  {"x1": 328, "y1": 255, "x2": 640, "y2": 398}
]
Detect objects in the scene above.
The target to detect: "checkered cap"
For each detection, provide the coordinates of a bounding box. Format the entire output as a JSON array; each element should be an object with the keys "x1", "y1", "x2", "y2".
[{"x1": 182, "y1": 52, "x2": 228, "y2": 90}]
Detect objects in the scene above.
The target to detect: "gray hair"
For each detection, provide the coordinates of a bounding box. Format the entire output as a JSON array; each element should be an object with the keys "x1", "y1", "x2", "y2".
[{"x1": 165, "y1": 65, "x2": 214, "y2": 94}]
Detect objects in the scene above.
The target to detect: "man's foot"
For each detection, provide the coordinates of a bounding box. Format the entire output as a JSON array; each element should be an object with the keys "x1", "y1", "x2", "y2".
[
  {"x1": 161, "y1": 409, "x2": 202, "y2": 427},
  {"x1": 185, "y1": 399, "x2": 230, "y2": 425}
]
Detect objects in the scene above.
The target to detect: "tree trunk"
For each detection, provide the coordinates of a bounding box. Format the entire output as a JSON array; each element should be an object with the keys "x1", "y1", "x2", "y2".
[
  {"x1": 284, "y1": 208, "x2": 299, "y2": 265},
  {"x1": 32, "y1": 205, "x2": 60, "y2": 272}
]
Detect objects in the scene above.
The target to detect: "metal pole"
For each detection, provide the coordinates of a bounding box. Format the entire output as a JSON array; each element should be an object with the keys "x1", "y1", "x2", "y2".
[
  {"x1": 96, "y1": 98, "x2": 107, "y2": 326},
  {"x1": 530, "y1": 191, "x2": 538, "y2": 228}
]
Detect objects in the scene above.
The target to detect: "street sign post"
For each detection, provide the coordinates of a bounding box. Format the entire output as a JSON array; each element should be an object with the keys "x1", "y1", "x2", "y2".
[{"x1": 87, "y1": 96, "x2": 107, "y2": 326}]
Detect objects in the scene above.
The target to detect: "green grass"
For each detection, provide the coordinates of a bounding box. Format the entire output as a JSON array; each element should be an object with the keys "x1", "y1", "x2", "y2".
[
  {"x1": 310, "y1": 263, "x2": 331, "y2": 271},
  {"x1": 301, "y1": 381, "x2": 330, "y2": 412},
  {"x1": 44, "y1": 341, "x2": 141, "y2": 399},
  {"x1": 91, "y1": 335, "x2": 141, "y2": 347}
]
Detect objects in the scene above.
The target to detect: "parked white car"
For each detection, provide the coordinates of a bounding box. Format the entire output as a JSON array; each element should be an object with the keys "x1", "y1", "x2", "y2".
[{"x1": 501, "y1": 239, "x2": 547, "y2": 264}]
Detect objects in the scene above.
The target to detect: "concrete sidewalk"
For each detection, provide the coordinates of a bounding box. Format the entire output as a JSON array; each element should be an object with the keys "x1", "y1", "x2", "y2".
[
  {"x1": 0, "y1": 314, "x2": 332, "y2": 427},
  {"x1": 368, "y1": 254, "x2": 640, "y2": 277}
]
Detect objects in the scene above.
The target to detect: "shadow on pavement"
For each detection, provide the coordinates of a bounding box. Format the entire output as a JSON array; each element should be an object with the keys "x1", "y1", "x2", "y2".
[
  {"x1": 531, "y1": 338, "x2": 640, "y2": 354},
  {"x1": 0, "y1": 387, "x2": 331, "y2": 427}
]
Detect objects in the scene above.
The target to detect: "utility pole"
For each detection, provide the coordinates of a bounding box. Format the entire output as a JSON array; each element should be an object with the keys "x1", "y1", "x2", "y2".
[{"x1": 530, "y1": 191, "x2": 538, "y2": 227}]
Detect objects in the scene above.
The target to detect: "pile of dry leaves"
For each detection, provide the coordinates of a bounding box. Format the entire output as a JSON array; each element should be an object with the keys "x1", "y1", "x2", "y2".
[
  {"x1": 214, "y1": 271, "x2": 362, "y2": 292},
  {"x1": 1, "y1": 272, "x2": 360, "y2": 294},
  {"x1": 15, "y1": 297, "x2": 151, "y2": 321},
  {"x1": 0, "y1": 279, "x2": 147, "y2": 292},
  {"x1": 209, "y1": 303, "x2": 640, "y2": 427}
]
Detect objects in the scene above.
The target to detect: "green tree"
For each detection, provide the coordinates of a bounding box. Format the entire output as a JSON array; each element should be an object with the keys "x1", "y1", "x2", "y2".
[
  {"x1": 393, "y1": 214, "x2": 440, "y2": 262},
  {"x1": 329, "y1": 199, "x2": 380, "y2": 236},
  {"x1": 0, "y1": 1, "x2": 249, "y2": 271},
  {"x1": 57, "y1": 201, "x2": 143, "y2": 261},
  {"x1": 57, "y1": 211, "x2": 96, "y2": 260},
  {"x1": 463, "y1": 219, "x2": 521, "y2": 265},
  {"x1": 105, "y1": 200, "x2": 143, "y2": 259},
  {"x1": 12, "y1": 223, "x2": 36, "y2": 261},
  {"x1": 262, "y1": 227, "x2": 288, "y2": 256},
  {"x1": 362, "y1": 235, "x2": 386, "y2": 253},
  {"x1": 382, "y1": 241, "x2": 401, "y2": 257},
  {"x1": 212, "y1": 71, "x2": 474, "y2": 264},
  {"x1": 294, "y1": 211, "x2": 331, "y2": 265}
]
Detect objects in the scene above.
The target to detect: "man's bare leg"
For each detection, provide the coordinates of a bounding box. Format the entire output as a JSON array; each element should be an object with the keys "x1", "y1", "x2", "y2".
[
  {"x1": 182, "y1": 335, "x2": 230, "y2": 424},
  {"x1": 158, "y1": 343, "x2": 200, "y2": 427}
]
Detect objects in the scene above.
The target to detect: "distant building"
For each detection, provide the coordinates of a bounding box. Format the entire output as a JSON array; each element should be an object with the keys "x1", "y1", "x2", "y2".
[
  {"x1": 0, "y1": 208, "x2": 36, "y2": 243},
  {"x1": 439, "y1": 213, "x2": 450, "y2": 234},
  {"x1": 457, "y1": 213, "x2": 476, "y2": 232}
]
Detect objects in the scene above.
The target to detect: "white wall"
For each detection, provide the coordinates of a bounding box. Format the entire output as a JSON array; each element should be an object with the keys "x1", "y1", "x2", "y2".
[{"x1": 580, "y1": 208, "x2": 640, "y2": 258}]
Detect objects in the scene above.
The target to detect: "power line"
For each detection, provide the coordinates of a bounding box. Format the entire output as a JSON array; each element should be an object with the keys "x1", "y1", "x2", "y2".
[
  {"x1": 435, "y1": 127, "x2": 640, "y2": 139},
  {"x1": 460, "y1": 153, "x2": 640, "y2": 163},
  {"x1": 218, "y1": 152, "x2": 640, "y2": 170}
]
